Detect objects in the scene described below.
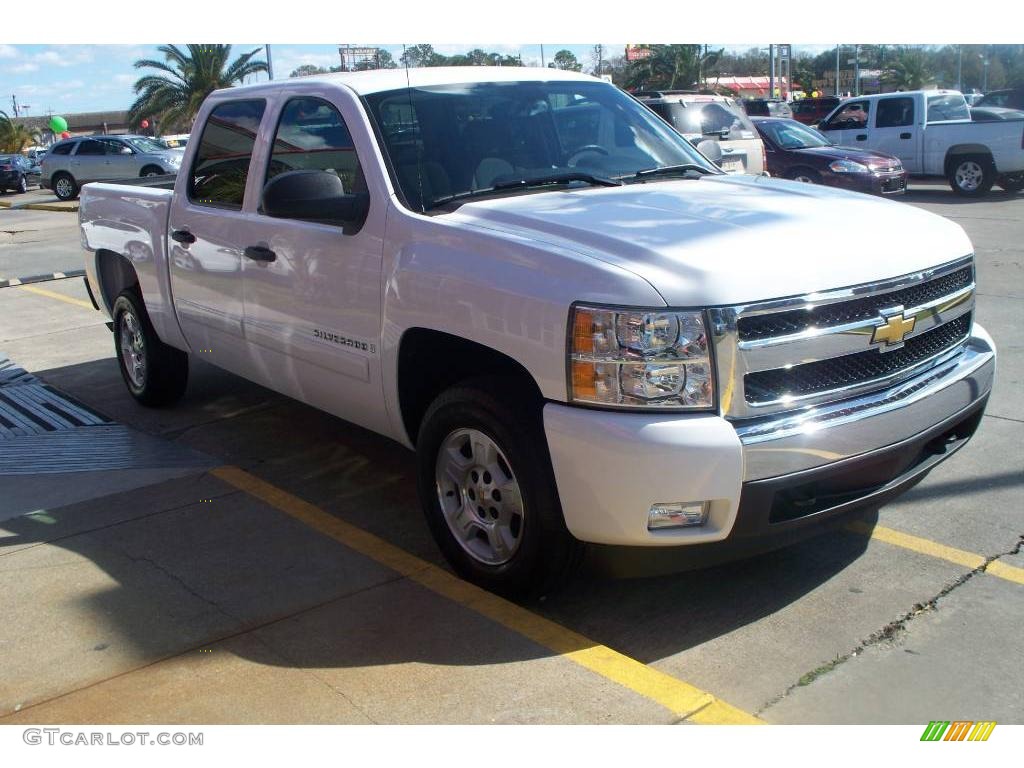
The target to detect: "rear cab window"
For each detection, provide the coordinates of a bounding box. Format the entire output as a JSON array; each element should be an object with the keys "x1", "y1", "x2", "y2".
[
  {"x1": 188, "y1": 99, "x2": 267, "y2": 210},
  {"x1": 926, "y1": 94, "x2": 970, "y2": 123},
  {"x1": 875, "y1": 97, "x2": 915, "y2": 128}
]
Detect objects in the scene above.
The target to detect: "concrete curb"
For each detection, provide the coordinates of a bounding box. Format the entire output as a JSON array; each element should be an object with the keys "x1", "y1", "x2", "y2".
[
  {"x1": 0, "y1": 270, "x2": 86, "y2": 289},
  {"x1": 0, "y1": 200, "x2": 79, "y2": 212}
]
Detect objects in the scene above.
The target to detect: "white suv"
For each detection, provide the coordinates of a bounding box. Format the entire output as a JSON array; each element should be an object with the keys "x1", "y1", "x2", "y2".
[{"x1": 636, "y1": 91, "x2": 766, "y2": 175}]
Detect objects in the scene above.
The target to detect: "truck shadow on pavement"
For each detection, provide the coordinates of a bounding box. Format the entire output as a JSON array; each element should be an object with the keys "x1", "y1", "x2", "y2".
[{"x1": 3, "y1": 356, "x2": 884, "y2": 694}]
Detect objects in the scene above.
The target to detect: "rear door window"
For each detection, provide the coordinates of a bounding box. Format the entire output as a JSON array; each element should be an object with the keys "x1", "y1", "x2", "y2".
[
  {"x1": 188, "y1": 99, "x2": 266, "y2": 210},
  {"x1": 875, "y1": 97, "x2": 915, "y2": 128},
  {"x1": 49, "y1": 142, "x2": 74, "y2": 156}
]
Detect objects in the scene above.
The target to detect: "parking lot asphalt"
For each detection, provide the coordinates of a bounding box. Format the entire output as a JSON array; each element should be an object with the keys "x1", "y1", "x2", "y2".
[{"x1": 0, "y1": 181, "x2": 1021, "y2": 725}]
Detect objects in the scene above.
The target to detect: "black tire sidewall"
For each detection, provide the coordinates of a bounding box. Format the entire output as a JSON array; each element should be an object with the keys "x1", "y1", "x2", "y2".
[
  {"x1": 111, "y1": 287, "x2": 188, "y2": 406},
  {"x1": 416, "y1": 382, "x2": 576, "y2": 596},
  {"x1": 17, "y1": 176, "x2": 27, "y2": 193}
]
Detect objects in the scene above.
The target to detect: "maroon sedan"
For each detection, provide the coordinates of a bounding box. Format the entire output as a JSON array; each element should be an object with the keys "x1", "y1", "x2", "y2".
[{"x1": 752, "y1": 117, "x2": 907, "y2": 196}]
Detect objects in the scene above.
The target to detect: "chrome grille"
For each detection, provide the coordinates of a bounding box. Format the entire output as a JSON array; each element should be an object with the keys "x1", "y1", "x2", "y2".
[
  {"x1": 709, "y1": 256, "x2": 976, "y2": 419},
  {"x1": 744, "y1": 314, "x2": 971, "y2": 404},
  {"x1": 737, "y1": 266, "x2": 972, "y2": 340}
]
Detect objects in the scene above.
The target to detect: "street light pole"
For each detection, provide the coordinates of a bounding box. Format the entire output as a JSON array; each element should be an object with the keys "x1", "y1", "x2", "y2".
[
  {"x1": 266, "y1": 44, "x2": 274, "y2": 81},
  {"x1": 835, "y1": 44, "x2": 841, "y2": 97},
  {"x1": 957, "y1": 45, "x2": 962, "y2": 92},
  {"x1": 769, "y1": 44, "x2": 775, "y2": 99}
]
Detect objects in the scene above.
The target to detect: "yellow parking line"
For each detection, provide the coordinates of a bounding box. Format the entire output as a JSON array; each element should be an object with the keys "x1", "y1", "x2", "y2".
[
  {"x1": 211, "y1": 465, "x2": 762, "y2": 725},
  {"x1": 847, "y1": 521, "x2": 1024, "y2": 585},
  {"x1": 16, "y1": 283, "x2": 94, "y2": 310}
]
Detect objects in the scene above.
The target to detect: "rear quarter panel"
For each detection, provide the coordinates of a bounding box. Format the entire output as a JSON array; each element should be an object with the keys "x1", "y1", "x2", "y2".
[{"x1": 80, "y1": 183, "x2": 188, "y2": 350}]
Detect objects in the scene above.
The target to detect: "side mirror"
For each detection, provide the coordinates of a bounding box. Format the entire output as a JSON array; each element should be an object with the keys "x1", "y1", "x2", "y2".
[
  {"x1": 695, "y1": 139, "x2": 723, "y2": 167},
  {"x1": 262, "y1": 170, "x2": 368, "y2": 226},
  {"x1": 120, "y1": 146, "x2": 133, "y2": 155}
]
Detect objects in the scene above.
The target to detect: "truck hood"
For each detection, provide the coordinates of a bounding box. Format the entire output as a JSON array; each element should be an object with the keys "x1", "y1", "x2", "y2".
[{"x1": 449, "y1": 174, "x2": 972, "y2": 307}]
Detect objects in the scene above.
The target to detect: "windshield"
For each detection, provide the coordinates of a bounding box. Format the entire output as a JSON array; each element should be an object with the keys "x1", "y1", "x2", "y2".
[
  {"x1": 127, "y1": 137, "x2": 170, "y2": 153},
  {"x1": 757, "y1": 119, "x2": 832, "y2": 149},
  {"x1": 363, "y1": 80, "x2": 715, "y2": 212}
]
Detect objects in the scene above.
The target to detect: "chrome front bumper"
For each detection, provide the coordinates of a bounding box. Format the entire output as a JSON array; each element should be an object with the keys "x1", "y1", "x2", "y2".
[{"x1": 736, "y1": 324, "x2": 996, "y2": 481}]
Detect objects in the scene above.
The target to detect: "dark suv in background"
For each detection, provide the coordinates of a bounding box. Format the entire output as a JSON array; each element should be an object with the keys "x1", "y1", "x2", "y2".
[{"x1": 743, "y1": 98, "x2": 793, "y2": 119}]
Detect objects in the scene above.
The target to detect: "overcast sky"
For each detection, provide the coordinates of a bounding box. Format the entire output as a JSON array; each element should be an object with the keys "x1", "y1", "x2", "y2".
[{"x1": 0, "y1": 43, "x2": 839, "y2": 117}]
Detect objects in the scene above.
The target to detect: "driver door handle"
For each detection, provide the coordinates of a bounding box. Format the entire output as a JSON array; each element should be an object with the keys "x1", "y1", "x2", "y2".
[
  {"x1": 170, "y1": 229, "x2": 195, "y2": 244},
  {"x1": 899, "y1": 132, "x2": 912, "y2": 139},
  {"x1": 244, "y1": 245, "x2": 276, "y2": 263},
  {"x1": 855, "y1": 134, "x2": 867, "y2": 141}
]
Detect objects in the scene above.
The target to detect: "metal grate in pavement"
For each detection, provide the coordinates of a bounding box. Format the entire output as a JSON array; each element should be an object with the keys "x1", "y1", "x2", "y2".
[
  {"x1": 0, "y1": 424, "x2": 215, "y2": 474},
  {"x1": 0, "y1": 355, "x2": 38, "y2": 388},
  {"x1": 0, "y1": 383, "x2": 110, "y2": 438}
]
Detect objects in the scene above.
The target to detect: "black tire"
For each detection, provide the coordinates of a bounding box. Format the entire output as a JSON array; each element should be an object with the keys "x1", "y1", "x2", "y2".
[
  {"x1": 16, "y1": 175, "x2": 28, "y2": 194},
  {"x1": 112, "y1": 287, "x2": 188, "y2": 406},
  {"x1": 1000, "y1": 176, "x2": 1024, "y2": 194},
  {"x1": 785, "y1": 167, "x2": 821, "y2": 184},
  {"x1": 140, "y1": 165, "x2": 164, "y2": 178},
  {"x1": 52, "y1": 172, "x2": 78, "y2": 201},
  {"x1": 947, "y1": 154, "x2": 995, "y2": 197},
  {"x1": 416, "y1": 377, "x2": 583, "y2": 597}
]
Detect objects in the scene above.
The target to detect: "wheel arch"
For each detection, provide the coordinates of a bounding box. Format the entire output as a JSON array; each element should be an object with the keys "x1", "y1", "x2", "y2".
[
  {"x1": 944, "y1": 144, "x2": 995, "y2": 174},
  {"x1": 397, "y1": 328, "x2": 544, "y2": 446},
  {"x1": 95, "y1": 248, "x2": 139, "y2": 315}
]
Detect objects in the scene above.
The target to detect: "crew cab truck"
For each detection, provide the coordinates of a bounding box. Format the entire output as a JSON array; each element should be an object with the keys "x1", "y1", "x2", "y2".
[
  {"x1": 79, "y1": 68, "x2": 996, "y2": 595},
  {"x1": 818, "y1": 89, "x2": 1024, "y2": 196}
]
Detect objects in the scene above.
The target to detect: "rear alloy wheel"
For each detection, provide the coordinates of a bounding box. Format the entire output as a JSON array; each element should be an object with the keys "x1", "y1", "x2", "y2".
[
  {"x1": 16, "y1": 175, "x2": 28, "y2": 194},
  {"x1": 948, "y1": 155, "x2": 994, "y2": 197},
  {"x1": 140, "y1": 166, "x2": 164, "y2": 178},
  {"x1": 52, "y1": 173, "x2": 78, "y2": 201},
  {"x1": 112, "y1": 287, "x2": 189, "y2": 406}
]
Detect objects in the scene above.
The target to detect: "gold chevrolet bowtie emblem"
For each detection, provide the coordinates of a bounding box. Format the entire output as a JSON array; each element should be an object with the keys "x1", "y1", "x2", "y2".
[{"x1": 872, "y1": 312, "x2": 916, "y2": 346}]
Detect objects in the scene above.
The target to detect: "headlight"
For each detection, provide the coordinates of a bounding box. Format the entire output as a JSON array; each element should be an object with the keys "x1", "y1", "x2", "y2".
[
  {"x1": 828, "y1": 159, "x2": 869, "y2": 174},
  {"x1": 569, "y1": 305, "x2": 714, "y2": 410}
]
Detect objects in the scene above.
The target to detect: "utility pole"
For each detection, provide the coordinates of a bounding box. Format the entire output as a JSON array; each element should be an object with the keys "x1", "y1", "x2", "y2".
[
  {"x1": 769, "y1": 44, "x2": 775, "y2": 98},
  {"x1": 540, "y1": 44, "x2": 545, "y2": 68},
  {"x1": 854, "y1": 44, "x2": 860, "y2": 96},
  {"x1": 957, "y1": 45, "x2": 962, "y2": 92},
  {"x1": 835, "y1": 44, "x2": 841, "y2": 97},
  {"x1": 10, "y1": 94, "x2": 19, "y2": 118},
  {"x1": 266, "y1": 44, "x2": 274, "y2": 81}
]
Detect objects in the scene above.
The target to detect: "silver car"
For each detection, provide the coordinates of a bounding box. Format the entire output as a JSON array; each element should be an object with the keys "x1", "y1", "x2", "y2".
[{"x1": 41, "y1": 134, "x2": 183, "y2": 201}]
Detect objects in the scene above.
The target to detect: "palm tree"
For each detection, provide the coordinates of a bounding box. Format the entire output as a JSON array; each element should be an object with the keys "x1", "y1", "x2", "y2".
[
  {"x1": 129, "y1": 44, "x2": 268, "y2": 132},
  {"x1": 0, "y1": 110, "x2": 38, "y2": 153},
  {"x1": 886, "y1": 50, "x2": 933, "y2": 91}
]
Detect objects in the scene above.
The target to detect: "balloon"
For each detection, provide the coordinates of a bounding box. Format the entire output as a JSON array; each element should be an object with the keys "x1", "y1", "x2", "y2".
[
  {"x1": 60, "y1": 131, "x2": 71, "y2": 139},
  {"x1": 812, "y1": 91, "x2": 819, "y2": 98},
  {"x1": 140, "y1": 119, "x2": 150, "y2": 129},
  {"x1": 49, "y1": 116, "x2": 68, "y2": 133}
]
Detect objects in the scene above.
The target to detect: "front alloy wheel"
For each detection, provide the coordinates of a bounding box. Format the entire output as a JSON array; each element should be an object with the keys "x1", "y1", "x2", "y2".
[{"x1": 435, "y1": 428, "x2": 525, "y2": 566}]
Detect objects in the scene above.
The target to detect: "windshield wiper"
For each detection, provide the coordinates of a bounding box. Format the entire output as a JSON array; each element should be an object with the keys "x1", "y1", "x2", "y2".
[
  {"x1": 427, "y1": 172, "x2": 621, "y2": 211},
  {"x1": 492, "y1": 171, "x2": 622, "y2": 191},
  {"x1": 631, "y1": 163, "x2": 714, "y2": 180}
]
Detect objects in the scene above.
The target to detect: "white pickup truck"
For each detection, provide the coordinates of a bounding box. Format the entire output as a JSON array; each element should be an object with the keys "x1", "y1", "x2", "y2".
[
  {"x1": 79, "y1": 68, "x2": 996, "y2": 595},
  {"x1": 818, "y1": 89, "x2": 1024, "y2": 196}
]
